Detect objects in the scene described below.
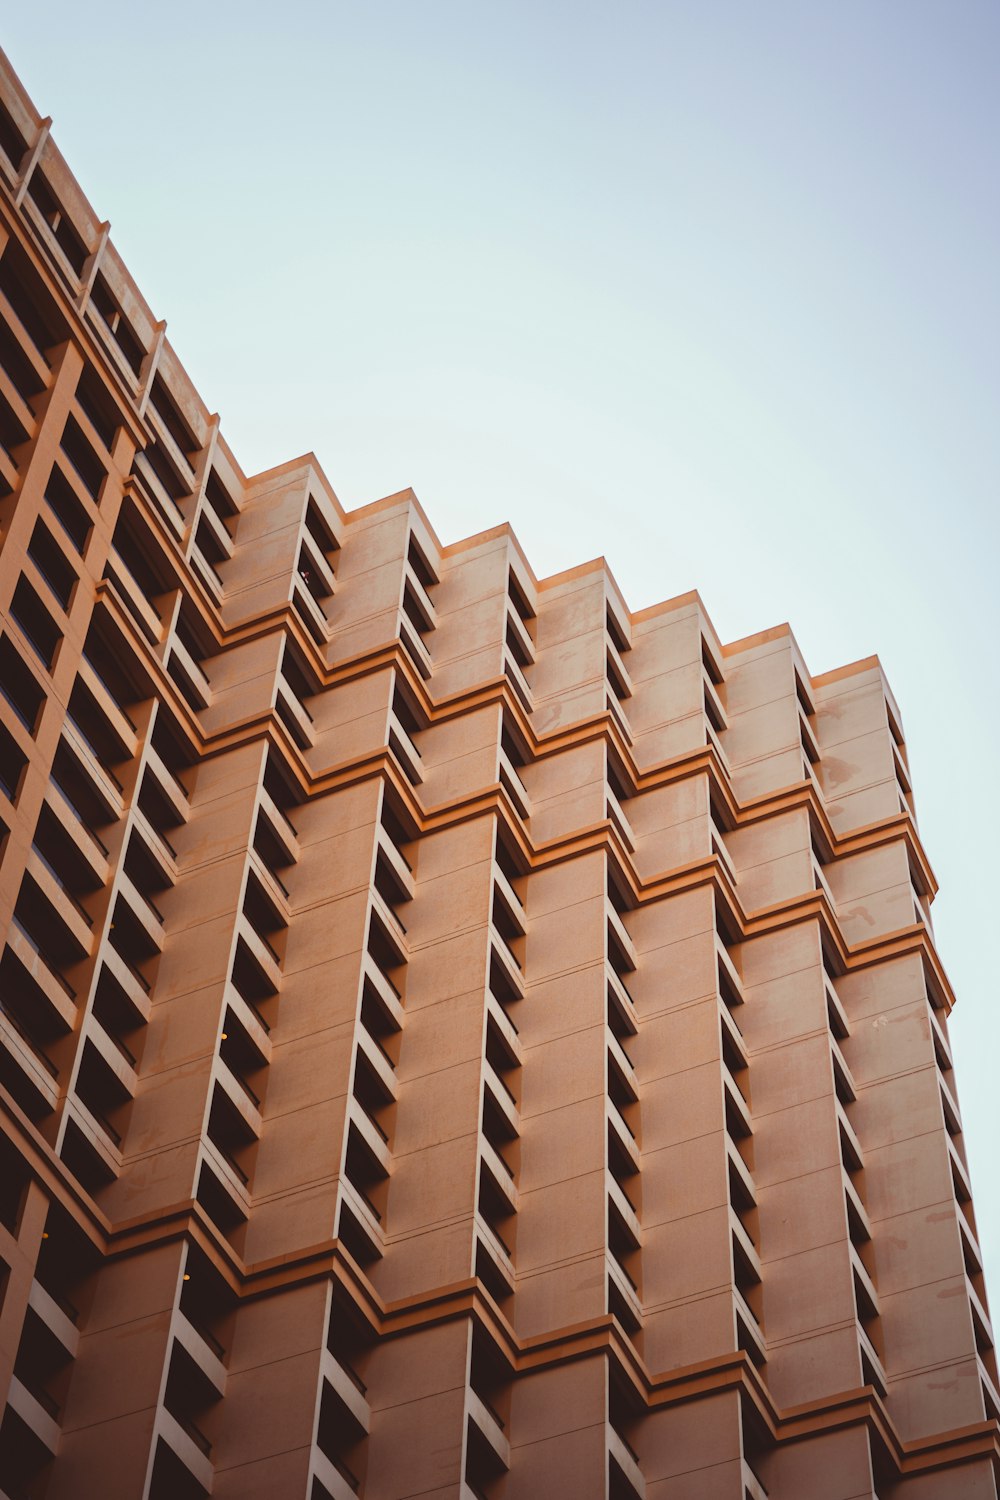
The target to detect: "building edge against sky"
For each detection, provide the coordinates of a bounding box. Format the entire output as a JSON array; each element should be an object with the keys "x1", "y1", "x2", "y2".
[{"x1": 0, "y1": 44, "x2": 998, "y2": 1500}]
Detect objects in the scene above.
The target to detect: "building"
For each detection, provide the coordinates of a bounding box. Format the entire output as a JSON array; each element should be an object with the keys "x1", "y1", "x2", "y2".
[{"x1": 0, "y1": 44, "x2": 997, "y2": 1500}]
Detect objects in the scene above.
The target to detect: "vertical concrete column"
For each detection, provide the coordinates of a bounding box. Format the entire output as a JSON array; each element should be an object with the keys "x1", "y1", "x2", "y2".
[
  {"x1": 840, "y1": 953, "x2": 991, "y2": 1439},
  {"x1": 515, "y1": 851, "x2": 606, "y2": 1340},
  {"x1": 365, "y1": 1320, "x2": 470, "y2": 1498},
  {"x1": 633, "y1": 884, "x2": 734, "y2": 1373},
  {"x1": 102, "y1": 739, "x2": 265, "y2": 1223},
  {"x1": 505, "y1": 1354, "x2": 607, "y2": 1500},
  {"x1": 213, "y1": 1280, "x2": 329, "y2": 1499},
  {"x1": 638, "y1": 1389, "x2": 744, "y2": 1499},
  {"x1": 47, "y1": 1240, "x2": 183, "y2": 1500},
  {"x1": 762, "y1": 1424, "x2": 876, "y2": 1499},
  {"x1": 247, "y1": 778, "x2": 376, "y2": 1262},
  {"x1": 378, "y1": 816, "x2": 494, "y2": 1302}
]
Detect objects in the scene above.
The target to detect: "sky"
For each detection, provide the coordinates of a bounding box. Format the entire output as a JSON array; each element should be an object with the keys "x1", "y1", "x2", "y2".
[{"x1": 7, "y1": 4, "x2": 999, "y2": 1298}]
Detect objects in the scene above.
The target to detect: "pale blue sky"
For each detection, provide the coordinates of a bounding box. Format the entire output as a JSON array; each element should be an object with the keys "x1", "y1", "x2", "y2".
[{"x1": 7, "y1": 3, "x2": 999, "y2": 1295}]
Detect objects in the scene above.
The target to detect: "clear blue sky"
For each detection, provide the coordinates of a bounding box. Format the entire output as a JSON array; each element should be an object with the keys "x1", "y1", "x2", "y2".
[{"x1": 8, "y1": 3, "x2": 999, "y2": 1297}]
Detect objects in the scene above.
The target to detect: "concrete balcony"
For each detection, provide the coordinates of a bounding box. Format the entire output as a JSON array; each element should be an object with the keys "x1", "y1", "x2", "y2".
[
  {"x1": 311, "y1": 1446, "x2": 362, "y2": 1500},
  {"x1": 362, "y1": 951, "x2": 405, "y2": 1027},
  {"x1": 248, "y1": 845, "x2": 291, "y2": 922},
  {"x1": 118, "y1": 869, "x2": 165, "y2": 951},
  {"x1": 0, "y1": 1004, "x2": 59, "y2": 1112},
  {"x1": 321, "y1": 1346, "x2": 370, "y2": 1433},
  {"x1": 299, "y1": 527, "x2": 337, "y2": 598},
  {"x1": 169, "y1": 635, "x2": 212, "y2": 709},
  {"x1": 703, "y1": 669, "x2": 728, "y2": 732},
  {"x1": 66, "y1": 1091, "x2": 124, "y2": 1171},
  {"x1": 607, "y1": 1098, "x2": 641, "y2": 1175},
  {"x1": 843, "y1": 1168, "x2": 872, "y2": 1243},
  {"x1": 607, "y1": 966, "x2": 638, "y2": 1032},
  {"x1": 857, "y1": 1321, "x2": 888, "y2": 1394},
  {"x1": 154, "y1": 1406, "x2": 215, "y2": 1494},
  {"x1": 387, "y1": 708, "x2": 423, "y2": 784},
  {"x1": 77, "y1": 657, "x2": 138, "y2": 759},
  {"x1": 144, "y1": 743, "x2": 190, "y2": 824},
  {"x1": 608, "y1": 1176, "x2": 642, "y2": 1248},
  {"x1": 723, "y1": 1069, "x2": 754, "y2": 1139},
  {"x1": 705, "y1": 716, "x2": 731, "y2": 776},
  {"x1": 6, "y1": 1374, "x2": 60, "y2": 1456},
  {"x1": 293, "y1": 574, "x2": 330, "y2": 642},
  {"x1": 276, "y1": 675, "x2": 314, "y2": 749},
  {"x1": 173, "y1": 1308, "x2": 228, "y2": 1396},
  {"x1": 480, "y1": 1138, "x2": 518, "y2": 1212},
  {"x1": 257, "y1": 785, "x2": 300, "y2": 864},
  {"x1": 742, "y1": 1458, "x2": 768, "y2": 1500},
  {"x1": 61, "y1": 717, "x2": 124, "y2": 823},
  {"x1": 202, "y1": 1135, "x2": 252, "y2": 1207},
  {"x1": 606, "y1": 901, "x2": 637, "y2": 972},
  {"x1": 483, "y1": 1058, "x2": 520, "y2": 1137},
  {"x1": 195, "y1": 494, "x2": 234, "y2": 558},
  {"x1": 485, "y1": 994, "x2": 522, "y2": 1065},
  {"x1": 493, "y1": 865, "x2": 526, "y2": 936},
  {"x1": 503, "y1": 645, "x2": 533, "y2": 713},
  {"x1": 490, "y1": 924, "x2": 524, "y2": 998},
  {"x1": 369, "y1": 886, "x2": 408, "y2": 964},
  {"x1": 719, "y1": 998, "x2": 749, "y2": 1070},
  {"x1": 607, "y1": 1028, "x2": 638, "y2": 1097},
  {"x1": 224, "y1": 981, "x2": 273, "y2": 1061},
  {"x1": 606, "y1": 783, "x2": 636, "y2": 853},
  {"x1": 404, "y1": 561, "x2": 437, "y2": 632},
  {"x1": 606, "y1": 689, "x2": 632, "y2": 744},
  {"x1": 716, "y1": 938, "x2": 745, "y2": 1007},
  {"x1": 730, "y1": 1208, "x2": 762, "y2": 1283},
  {"x1": 376, "y1": 822, "x2": 415, "y2": 902},
  {"x1": 606, "y1": 637, "x2": 634, "y2": 701},
  {"x1": 100, "y1": 943, "x2": 152, "y2": 1023},
  {"x1": 476, "y1": 1215, "x2": 516, "y2": 1292},
  {"x1": 356, "y1": 1025, "x2": 399, "y2": 1102},
  {"x1": 711, "y1": 825, "x2": 737, "y2": 885},
  {"x1": 399, "y1": 610, "x2": 433, "y2": 680},
  {"x1": 505, "y1": 602, "x2": 535, "y2": 666},
  {"x1": 85, "y1": 1013, "x2": 138, "y2": 1096},
  {"x1": 28, "y1": 1280, "x2": 80, "y2": 1357},
  {"x1": 467, "y1": 1386, "x2": 510, "y2": 1470},
  {"x1": 498, "y1": 744, "x2": 531, "y2": 819},
  {"x1": 6, "y1": 918, "x2": 77, "y2": 1029},
  {"x1": 239, "y1": 915, "x2": 282, "y2": 993},
  {"x1": 830, "y1": 1033, "x2": 857, "y2": 1105},
  {"x1": 825, "y1": 978, "x2": 850, "y2": 1041},
  {"x1": 733, "y1": 1285, "x2": 767, "y2": 1368},
  {"x1": 26, "y1": 848, "x2": 93, "y2": 957},
  {"x1": 607, "y1": 1249, "x2": 642, "y2": 1324},
  {"x1": 607, "y1": 1423, "x2": 645, "y2": 1497},
  {"x1": 214, "y1": 1058, "x2": 263, "y2": 1139},
  {"x1": 350, "y1": 1099, "x2": 393, "y2": 1175},
  {"x1": 339, "y1": 1175, "x2": 386, "y2": 1257},
  {"x1": 726, "y1": 1136, "x2": 757, "y2": 1208},
  {"x1": 44, "y1": 781, "x2": 110, "y2": 882},
  {"x1": 836, "y1": 1100, "x2": 865, "y2": 1173}
]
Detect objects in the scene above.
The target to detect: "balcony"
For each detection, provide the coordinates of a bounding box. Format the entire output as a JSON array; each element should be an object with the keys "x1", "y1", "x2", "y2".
[
  {"x1": 6, "y1": 918, "x2": 77, "y2": 1029},
  {"x1": 213, "y1": 1057, "x2": 263, "y2": 1139},
  {"x1": 483, "y1": 1058, "x2": 520, "y2": 1138},
  {"x1": 154, "y1": 1406, "x2": 215, "y2": 1495},
  {"x1": 387, "y1": 708, "x2": 422, "y2": 785},
  {"x1": 836, "y1": 1101, "x2": 864, "y2": 1174},
  {"x1": 399, "y1": 610, "x2": 433, "y2": 680},
  {"x1": 0, "y1": 999, "x2": 59, "y2": 1114},
  {"x1": 375, "y1": 823, "x2": 415, "y2": 904},
  {"x1": 238, "y1": 914, "x2": 282, "y2": 994},
  {"x1": 467, "y1": 1387, "x2": 510, "y2": 1471},
  {"x1": 609, "y1": 1176, "x2": 642, "y2": 1248},
  {"x1": 830, "y1": 1034, "x2": 857, "y2": 1106},
  {"x1": 361, "y1": 951, "x2": 405, "y2": 1026},
  {"x1": 6, "y1": 1373, "x2": 61, "y2": 1458},
  {"x1": 173, "y1": 1309, "x2": 227, "y2": 1397},
  {"x1": 275, "y1": 675, "x2": 314, "y2": 750},
  {"x1": 169, "y1": 635, "x2": 211, "y2": 711},
  {"x1": 607, "y1": 1423, "x2": 645, "y2": 1498},
  {"x1": 100, "y1": 944, "x2": 152, "y2": 1024},
  {"x1": 143, "y1": 743, "x2": 189, "y2": 823},
  {"x1": 76, "y1": 658, "x2": 138, "y2": 760},
  {"x1": 505, "y1": 602, "x2": 535, "y2": 668},
  {"x1": 607, "y1": 638, "x2": 634, "y2": 702},
  {"x1": 480, "y1": 1139, "x2": 518, "y2": 1213},
  {"x1": 476, "y1": 1218, "x2": 516, "y2": 1294},
  {"x1": 369, "y1": 885, "x2": 408, "y2": 964},
  {"x1": 825, "y1": 978, "x2": 850, "y2": 1041},
  {"x1": 25, "y1": 848, "x2": 93, "y2": 957},
  {"x1": 799, "y1": 707, "x2": 821, "y2": 767},
  {"x1": 60, "y1": 717, "x2": 124, "y2": 822},
  {"x1": 607, "y1": 1250, "x2": 643, "y2": 1327},
  {"x1": 733, "y1": 1285, "x2": 767, "y2": 1368},
  {"x1": 118, "y1": 869, "x2": 166, "y2": 951},
  {"x1": 293, "y1": 573, "x2": 331, "y2": 644},
  {"x1": 711, "y1": 824, "x2": 738, "y2": 885},
  {"x1": 498, "y1": 743, "x2": 531, "y2": 819},
  {"x1": 493, "y1": 864, "x2": 526, "y2": 936},
  {"x1": 606, "y1": 783, "x2": 636, "y2": 854},
  {"x1": 45, "y1": 779, "x2": 109, "y2": 882},
  {"x1": 705, "y1": 716, "x2": 731, "y2": 774},
  {"x1": 404, "y1": 562, "x2": 437, "y2": 632},
  {"x1": 321, "y1": 1346, "x2": 370, "y2": 1435},
  {"x1": 256, "y1": 784, "x2": 299, "y2": 865},
  {"x1": 606, "y1": 901, "x2": 637, "y2": 973},
  {"x1": 606, "y1": 689, "x2": 632, "y2": 744},
  {"x1": 717, "y1": 939, "x2": 745, "y2": 1009},
  {"x1": 503, "y1": 644, "x2": 533, "y2": 714},
  {"x1": 608, "y1": 1098, "x2": 641, "y2": 1176}
]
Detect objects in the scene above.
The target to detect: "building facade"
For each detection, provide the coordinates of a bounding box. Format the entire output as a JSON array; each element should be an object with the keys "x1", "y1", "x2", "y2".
[{"x1": 0, "y1": 46, "x2": 997, "y2": 1500}]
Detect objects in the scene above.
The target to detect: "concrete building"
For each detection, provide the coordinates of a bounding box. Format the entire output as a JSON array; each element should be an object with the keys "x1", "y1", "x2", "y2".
[{"x1": 0, "y1": 44, "x2": 997, "y2": 1500}]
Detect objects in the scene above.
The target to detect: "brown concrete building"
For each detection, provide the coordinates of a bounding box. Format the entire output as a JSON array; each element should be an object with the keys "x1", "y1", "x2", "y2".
[{"x1": 0, "y1": 45, "x2": 997, "y2": 1500}]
